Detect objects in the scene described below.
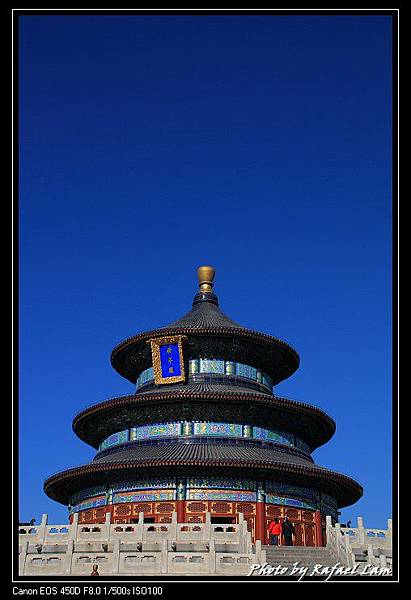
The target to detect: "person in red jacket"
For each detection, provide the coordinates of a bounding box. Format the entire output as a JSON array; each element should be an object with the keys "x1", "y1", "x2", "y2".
[
  {"x1": 90, "y1": 564, "x2": 100, "y2": 576},
  {"x1": 268, "y1": 518, "x2": 282, "y2": 545}
]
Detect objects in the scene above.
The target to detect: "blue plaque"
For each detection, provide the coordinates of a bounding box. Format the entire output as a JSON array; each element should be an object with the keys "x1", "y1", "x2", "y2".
[
  {"x1": 159, "y1": 343, "x2": 182, "y2": 378},
  {"x1": 149, "y1": 335, "x2": 186, "y2": 385}
]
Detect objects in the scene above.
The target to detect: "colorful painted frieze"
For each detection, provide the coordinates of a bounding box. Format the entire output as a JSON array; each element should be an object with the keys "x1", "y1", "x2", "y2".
[
  {"x1": 71, "y1": 485, "x2": 107, "y2": 505},
  {"x1": 265, "y1": 494, "x2": 317, "y2": 510},
  {"x1": 193, "y1": 422, "x2": 242, "y2": 437},
  {"x1": 113, "y1": 490, "x2": 175, "y2": 503},
  {"x1": 131, "y1": 423, "x2": 182, "y2": 440},
  {"x1": 187, "y1": 489, "x2": 257, "y2": 502},
  {"x1": 111, "y1": 478, "x2": 176, "y2": 492},
  {"x1": 265, "y1": 481, "x2": 319, "y2": 500},
  {"x1": 70, "y1": 495, "x2": 107, "y2": 514},
  {"x1": 199, "y1": 358, "x2": 225, "y2": 374},
  {"x1": 100, "y1": 430, "x2": 129, "y2": 451},
  {"x1": 187, "y1": 477, "x2": 255, "y2": 490},
  {"x1": 135, "y1": 359, "x2": 274, "y2": 390}
]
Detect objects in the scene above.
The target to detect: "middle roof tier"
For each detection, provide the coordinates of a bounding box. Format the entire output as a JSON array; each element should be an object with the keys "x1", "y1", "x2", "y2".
[{"x1": 72, "y1": 387, "x2": 336, "y2": 452}]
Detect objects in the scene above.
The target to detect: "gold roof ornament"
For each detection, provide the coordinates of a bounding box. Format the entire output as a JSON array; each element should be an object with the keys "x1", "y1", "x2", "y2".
[{"x1": 197, "y1": 265, "x2": 215, "y2": 292}]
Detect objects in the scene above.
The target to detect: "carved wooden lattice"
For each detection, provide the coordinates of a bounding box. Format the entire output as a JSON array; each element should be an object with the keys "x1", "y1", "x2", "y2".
[
  {"x1": 305, "y1": 524, "x2": 315, "y2": 546},
  {"x1": 131, "y1": 503, "x2": 152, "y2": 514},
  {"x1": 187, "y1": 515, "x2": 204, "y2": 523},
  {"x1": 211, "y1": 502, "x2": 232, "y2": 513},
  {"x1": 159, "y1": 516, "x2": 172, "y2": 523},
  {"x1": 75, "y1": 498, "x2": 320, "y2": 546},
  {"x1": 293, "y1": 523, "x2": 304, "y2": 546},
  {"x1": 302, "y1": 510, "x2": 314, "y2": 522},
  {"x1": 155, "y1": 503, "x2": 175, "y2": 513},
  {"x1": 244, "y1": 516, "x2": 255, "y2": 539},
  {"x1": 80, "y1": 510, "x2": 94, "y2": 522},
  {"x1": 266, "y1": 505, "x2": 282, "y2": 518},
  {"x1": 237, "y1": 503, "x2": 255, "y2": 514},
  {"x1": 186, "y1": 502, "x2": 207, "y2": 513},
  {"x1": 285, "y1": 508, "x2": 299, "y2": 520},
  {"x1": 114, "y1": 505, "x2": 132, "y2": 517}
]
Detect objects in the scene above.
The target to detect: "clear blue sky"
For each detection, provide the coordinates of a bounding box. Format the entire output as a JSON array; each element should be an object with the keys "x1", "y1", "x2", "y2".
[{"x1": 19, "y1": 14, "x2": 392, "y2": 528}]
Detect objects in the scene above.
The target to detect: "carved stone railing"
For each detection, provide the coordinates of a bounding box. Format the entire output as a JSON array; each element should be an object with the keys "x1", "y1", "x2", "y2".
[
  {"x1": 325, "y1": 518, "x2": 355, "y2": 567},
  {"x1": 18, "y1": 512, "x2": 264, "y2": 576},
  {"x1": 340, "y1": 517, "x2": 392, "y2": 547},
  {"x1": 326, "y1": 516, "x2": 392, "y2": 569}
]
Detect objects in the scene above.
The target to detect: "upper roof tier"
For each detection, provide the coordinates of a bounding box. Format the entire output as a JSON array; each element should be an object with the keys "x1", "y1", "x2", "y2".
[{"x1": 111, "y1": 266, "x2": 300, "y2": 386}]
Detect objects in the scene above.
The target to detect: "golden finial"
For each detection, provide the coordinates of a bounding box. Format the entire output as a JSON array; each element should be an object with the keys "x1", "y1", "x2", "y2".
[{"x1": 197, "y1": 265, "x2": 215, "y2": 292}]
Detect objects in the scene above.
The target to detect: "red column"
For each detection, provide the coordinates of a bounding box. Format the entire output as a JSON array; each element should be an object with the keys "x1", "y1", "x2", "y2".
[
  {"x1": 176, "y1": 500, "x2": 185, "y2": 523},
  {"x1": 315, "y1": 510, "x2": 323, "y2": 547},
  {"x1": 255, "y1": 501, "x2": 266, "y2": 544}
]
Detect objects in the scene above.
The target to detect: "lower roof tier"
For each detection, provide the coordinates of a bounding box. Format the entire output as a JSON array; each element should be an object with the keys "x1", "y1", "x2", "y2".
[
  {"x1": 72, "y1": 386, "x2": 336, "y2": 452},
  {"x1": 44, "y1": 443, "x2": 362, "y2": 509}
]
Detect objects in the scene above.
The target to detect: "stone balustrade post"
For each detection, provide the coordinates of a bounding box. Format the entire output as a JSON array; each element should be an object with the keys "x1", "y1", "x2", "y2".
[
  {"x1": 255, "y1": 539, "x2": 262, "y2": 564},
  {"x1": 104, "y1": 512, "x2": 111, "y2": 542},
  {"x1": 160, "y1": 538, "x2": 168, "y2": 574},
  {"x1": 344, "y1": 531, "x2": 354, "y2": 567},
  {"x1": 325, "y1": 515, "x2": 332, "y2": 531},
  {"x1": 112, "y1": 538, "x2": 120, "y2": 574},
  {"x1": 380, "y1": 553, "x2": 387, "y2": 568},
  {"x1": 204, "y1": 512, "x2": 211, "y2": 538},
  {"x1": 209, "y1": 539, "x2": 216, "y2": 574},
  {"x1": 19, "y1": 540, "x2": 28, "y2": 575},
  {"x1": 247, "y1": 523, "x2": 253, "y2": 554},
  {"x1": 38, "y1": 513, "x2": 48, "y2": 544},
  {"x1": 325, "y1": 515, "x2": 333, "y2": 547},
  {"x1": 237, "y1": 512, "x2": 245, "y2": 550},
  {"x1": 325, "y1": 516, "x2": 336, "y2": 559},
  {"x1": 136, "y1": 512, "x2": 144, "y2": 540},
  {"x1": 367, "y1": 543, "x2": 374, "y2": 566},
  {"x1": 357, "y1": 516, "x2": 366, "y2": 545},
  {"x1": 69, "y1": 513, "x2": 78, "y2": 542},
  {"x1": 238, "y1": 516, "x2": 246, "y2": 552},
  {"x1": 169, "y1": 511, "x2": 177, "y2": 539},
  {"x1": 386, "y1": 518, "x2": 392, "y2": 544},
  {"x1": 334, "y1": 523, "x2": 342, "y2": 561},
  {"x1": 240, "y1": 519, "x2": 249, "y2": 553},
  {"x1": 64, "y1": 539, "x2": 74, "y2": 575}
]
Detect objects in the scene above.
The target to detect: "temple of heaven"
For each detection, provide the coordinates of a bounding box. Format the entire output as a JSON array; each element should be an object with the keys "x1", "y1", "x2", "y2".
[{"x1": 44, "y1": 266, "x2": 362, "y2": 546}]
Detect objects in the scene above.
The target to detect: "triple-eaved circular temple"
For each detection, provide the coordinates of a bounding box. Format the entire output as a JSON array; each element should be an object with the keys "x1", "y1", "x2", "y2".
[{"x1": 44, "y1": 266, "x2": 362, "y2": 546}]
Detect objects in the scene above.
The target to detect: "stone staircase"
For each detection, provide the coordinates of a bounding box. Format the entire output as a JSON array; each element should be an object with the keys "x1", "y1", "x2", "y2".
[{"x1": 260, "y1": 545, "x2": 338, "y2": 577}]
